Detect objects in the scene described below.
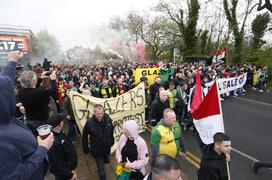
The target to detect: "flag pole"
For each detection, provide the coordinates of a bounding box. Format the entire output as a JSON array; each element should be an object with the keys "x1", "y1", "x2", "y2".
[
  {"x1": 226, "y1": 44, "x2": 229, "y2": 67},
  {"x1": 215, "y1": 81, "x2": 225, "y2": 133},
  {"x1": 215, "y1": 81, "x2": 231, "y2": 180}
]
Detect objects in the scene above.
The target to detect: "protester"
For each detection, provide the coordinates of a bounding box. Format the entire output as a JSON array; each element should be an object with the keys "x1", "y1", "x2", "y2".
[
  {"x1": 47, "y1": 113, "x2": 78, "y2": 180},
  {"x1": 0, "y1": 51, "x2": 54, "y2": 180},
  {"x1": 175, "y1": 81, "x2": 188, "y2": 125},
  {"x1": 150, "y1": 76, "x2": 162, "y2": 103},
  {"x1": 198, "y1": 132, "x2": 232, "y2": 180},
  {"x1": 18, "y1": 69, "x2": 58, "y2": 134},
  {"x1": 89, "y1": 80, "x2": 100, "y2": 97},
  {"x1": 166, "y1": 80, "x2": 177, "y2": 109},
  {"x1": 42, "y1": 58, "x2": 51, "y2": 71},
  {"x1": 116, "y1": 120, "x2": 149, "y2": 179},
  {"x1": 100, "y1": 78, "x2": 113, "y2": 98},
  {"x1": 150, "y1": 108, "x2": 187, "y2": 159},
  {"x1": 57, "y1": 77, "x2": 68, "y2": 107},
  {"x1": 82, "y1": 104, "x2": 114, "y2": 180},
  {"x1": 149, "y1": 89, "x2": 170, "y2": 126},
  {"x1": 144, "y1": 154, "x2": 182, "y2": 180}
]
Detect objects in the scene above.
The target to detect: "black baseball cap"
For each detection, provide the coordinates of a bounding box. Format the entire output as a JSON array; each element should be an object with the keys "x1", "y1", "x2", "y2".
[
  {"x1": 90, "y1": 80, "x2": 96, "y2": 84},
  {"x1": 47, "y1": 113, "x2": 66, "y2": 128}
]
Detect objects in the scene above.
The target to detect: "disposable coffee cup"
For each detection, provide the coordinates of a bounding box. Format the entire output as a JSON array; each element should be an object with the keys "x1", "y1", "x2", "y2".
[{"x1": 37, "y1": 124, "x2": 51, "y2": 140}]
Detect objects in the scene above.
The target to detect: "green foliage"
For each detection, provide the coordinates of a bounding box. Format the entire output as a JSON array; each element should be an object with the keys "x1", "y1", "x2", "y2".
[
  {"x1": 182, "y1": 0, "x2": 200, "y2": 56},
  {"x1": 154, "y1": 0, "x2": 200, "y2": 58},
  {"x1": 251, "y1": 12, "x2": 271, "y2": 50},
  {"x1": 199, "y1": 30, "x2": 209, "y2": 54},
  {"x1": 246, "y1": 47, "x2": 272, "y2": 68},
  {"x1": 223, "y1": 0, "x2": 243, "y2": 64}
]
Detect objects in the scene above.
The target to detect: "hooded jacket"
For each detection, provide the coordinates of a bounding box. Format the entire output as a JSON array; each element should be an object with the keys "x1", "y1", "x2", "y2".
[
  {"x1": 0, "y1": 61, "x2": 48, "y2": 180},
  {"x1": 116, "y1": 120, "x2": 149, "y2": 175},
  {"x1": 198, "y1": 143, "x2": 228, "y2": 180}
]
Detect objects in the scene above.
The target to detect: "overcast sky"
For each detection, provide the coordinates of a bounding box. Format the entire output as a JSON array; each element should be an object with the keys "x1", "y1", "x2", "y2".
[
  {"x1": 1, "y1": 0, "x2": 270, "y2": 50},
  {"x1": 0, "y1": 0, "x2": 160, "y2": 49}
]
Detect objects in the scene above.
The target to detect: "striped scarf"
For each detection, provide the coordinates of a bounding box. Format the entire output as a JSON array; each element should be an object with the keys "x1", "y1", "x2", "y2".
[{"x1": 101, "y1": 86, "x2": 113, "y2": 98}]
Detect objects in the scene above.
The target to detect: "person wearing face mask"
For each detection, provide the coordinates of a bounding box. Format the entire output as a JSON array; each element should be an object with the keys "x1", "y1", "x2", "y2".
[{"x1": 115, "y1": 120, "x2": 149, "y2": 179}]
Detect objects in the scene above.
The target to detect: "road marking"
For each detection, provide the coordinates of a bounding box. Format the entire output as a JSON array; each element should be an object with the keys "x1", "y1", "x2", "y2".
[
  {"x1": 187, "y1": 152, "x2": 201, "y2": 164},
  {"x1": 234, "y1": 97, "x2": 272, "y2": 107},
  {"x1": 185, "y1": 156, "x2": 200, "y2": 169},
  {"x1": 232, "y1": 148, "x2": 259, "y2": 162}
]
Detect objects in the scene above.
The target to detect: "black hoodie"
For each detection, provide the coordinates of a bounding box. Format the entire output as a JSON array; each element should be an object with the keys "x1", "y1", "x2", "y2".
[{"x1": 198, "y1": 143, "x2": 228, "y2": 180}]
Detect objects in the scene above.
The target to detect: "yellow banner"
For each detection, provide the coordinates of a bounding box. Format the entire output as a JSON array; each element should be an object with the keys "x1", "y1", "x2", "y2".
[
  {"x1": 69, "y1": 82, "x2": 146, "y2": 152},
  {"x1": 134, "y1": 68, "x2": 160, "y2": 87}
]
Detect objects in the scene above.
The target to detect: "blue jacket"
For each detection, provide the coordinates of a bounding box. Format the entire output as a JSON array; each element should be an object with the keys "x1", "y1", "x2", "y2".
[{"x1": 0, "y1": 61, "x2": 48, "y2": 180}]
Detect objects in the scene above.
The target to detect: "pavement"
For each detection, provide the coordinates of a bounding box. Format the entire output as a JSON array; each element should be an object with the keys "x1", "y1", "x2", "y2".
[{"x1": 45, "y1": 89, "x2": 272, "y2": 180}]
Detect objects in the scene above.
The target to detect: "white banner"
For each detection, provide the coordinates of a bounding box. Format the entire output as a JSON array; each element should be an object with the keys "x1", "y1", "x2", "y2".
[{"x1": 205, "y1": 73, "x2": 247, "y2": 94}]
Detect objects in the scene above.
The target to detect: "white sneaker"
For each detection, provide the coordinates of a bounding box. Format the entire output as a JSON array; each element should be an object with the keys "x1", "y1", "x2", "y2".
[
  {"x1": 259, "y1": 90, "x2": 264, "y2": 92},
  {"x1": 220, "y1": 97, "x2": 224, "y2": 101},
  {"x1": 233, "y1": 93, "x2": 238, "y2": 97}
]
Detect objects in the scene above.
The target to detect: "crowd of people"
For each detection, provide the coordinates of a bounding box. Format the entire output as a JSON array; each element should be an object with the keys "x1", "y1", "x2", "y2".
[{"x1": 0, "y1": 51, "x2": 271, "y2": 180}]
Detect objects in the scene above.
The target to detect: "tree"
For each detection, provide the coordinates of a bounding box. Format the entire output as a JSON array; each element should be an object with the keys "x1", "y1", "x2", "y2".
[
  {"x1": 108, "y1": 16, "x2": 126, "y2": 31},
  {"x1": 257, "y1": 0, "x2": 272, "y2": 13},
  {"x1": 251, "y1": 12, "x2": 271, "y2": 50},
  {"x1": 32, "y1": 29, "x2": 61, "y2": 61},
  {"x1": 154, "y1": 0, "x2": 200, "y2": 57},
  {"x1": 223, "y1": 0, "x2": 256, "y2": 64},
  {"x1": 123, "y1": 11, "x2": 178, "y2": 61},
  {"x1": 140, "y1": 16, "x2": 173, "y2": 60},
  {"x1": 200, "y1": 30, "x2": 209, "y2": 54}
]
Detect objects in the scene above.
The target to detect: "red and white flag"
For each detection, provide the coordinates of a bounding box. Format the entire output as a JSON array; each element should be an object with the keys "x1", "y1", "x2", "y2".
[
  {"x1": 191, "y1": 81, "x2": 225, "y2": 144},
  {"x1": 190, "y1": 70, "x2": 203, "y2": 114},
  {"x1": 156, "y1": 61, "x2": 163, "y2": 68},
  {"x1": 212, "y1": 47, "x2": 226, "y2": 65}
]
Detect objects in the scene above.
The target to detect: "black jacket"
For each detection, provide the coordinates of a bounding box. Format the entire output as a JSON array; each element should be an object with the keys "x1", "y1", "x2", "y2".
[
  {"x1": 19, "y1": 80, "x2": 58, "y2": 122},
  {"x1": 198, "y1": 144, "x2": 228, "y2": 180},
  {"x1": 48, "y1": 131, "x2": 78, "y2": 180},
  {"x1": 150, "y1": 83, "x2": 161, "y2": 104},
  {"x1": 82, "y1": 113, "x2": 114, "y2": 158},
  {"x1": 149, "y1": 97, "x2": 170, "y2": 123}
]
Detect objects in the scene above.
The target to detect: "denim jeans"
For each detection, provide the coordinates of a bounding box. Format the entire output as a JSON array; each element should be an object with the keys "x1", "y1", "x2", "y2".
[
  {"x1": 258, "y1": 80, "x2": 265, "y2": 90},
  {"x1": 175, "y1": 107, "x2": 185, "y2": 125},
  {"x1": 67, "y1": 119, "x2": 76, "y2": 142},
  {"x1": 94, "y1": 156, "x2": 109, "y2": 180}
]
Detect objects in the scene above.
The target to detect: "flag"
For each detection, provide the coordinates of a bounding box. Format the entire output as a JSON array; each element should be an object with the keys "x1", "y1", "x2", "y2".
[
  {"x1": 190, "y1": 70, "x2": 203, "y2": 114},
  {"x1": 156, "y1": 61, "x2": 163, "y2": 68},
  {"x1": 160, "y1": 67, "x2": 175, "y2": 84},
  {"x1": 191, "y1": 81, "x2": 224, "y2": 144},
  {"x1": 212, "y1": 47, "x2": 226, "y2": 65}
]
